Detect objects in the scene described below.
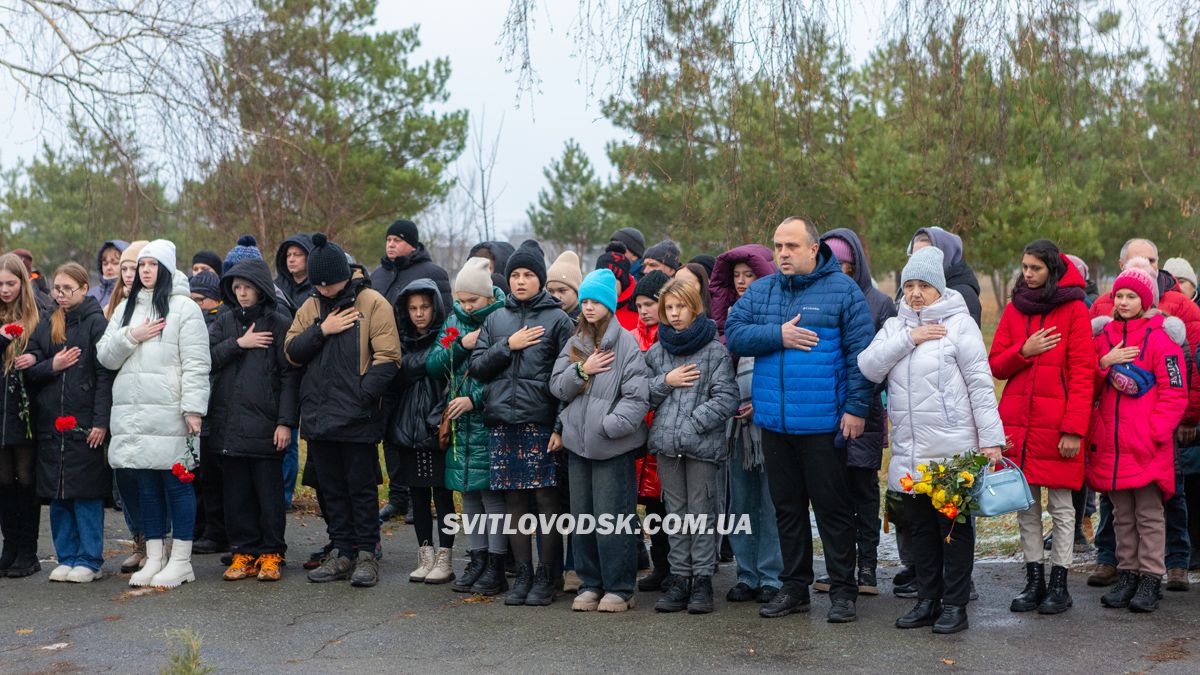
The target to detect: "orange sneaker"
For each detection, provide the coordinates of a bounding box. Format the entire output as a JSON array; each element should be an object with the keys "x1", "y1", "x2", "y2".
[
  {"x1": 223, "y1": 553, "x2": 258, "y2": 581},
  {"x1": 257, "y1": 553, "x2": 284, "y2": 582}
]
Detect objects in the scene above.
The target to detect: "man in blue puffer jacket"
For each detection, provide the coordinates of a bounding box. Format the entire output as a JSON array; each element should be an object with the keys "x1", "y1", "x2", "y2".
[{"x1": 726, "y1": 216, "x2": 876, "y2": 624}]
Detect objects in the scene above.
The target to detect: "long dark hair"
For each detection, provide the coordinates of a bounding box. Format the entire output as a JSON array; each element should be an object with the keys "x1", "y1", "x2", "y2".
[
  {"x1": 680, "y1": 262, "x2": 713, "y2": 316},
  {"x1": 1021, "y1": 239, "x2": 1066, "y2": 302},
  {"x1": 121, "y1": 262, "x2": 172, "y2": 327}
]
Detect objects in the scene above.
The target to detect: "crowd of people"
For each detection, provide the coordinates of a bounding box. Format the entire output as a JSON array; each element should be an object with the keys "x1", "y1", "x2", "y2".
[{"x1": 0, "y1": 218, "x2": 1198, "y2": 636}]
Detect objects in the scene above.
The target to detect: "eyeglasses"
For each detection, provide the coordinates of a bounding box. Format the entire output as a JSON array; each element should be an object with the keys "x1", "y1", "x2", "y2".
[{"x1": 52, "y1": 286, "x2": 82, "y2": 297}]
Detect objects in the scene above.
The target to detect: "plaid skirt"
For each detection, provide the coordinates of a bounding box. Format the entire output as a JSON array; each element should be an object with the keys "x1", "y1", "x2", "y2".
[{"x1": 489, "y1": 423, "x2": 557, "y2": 490}]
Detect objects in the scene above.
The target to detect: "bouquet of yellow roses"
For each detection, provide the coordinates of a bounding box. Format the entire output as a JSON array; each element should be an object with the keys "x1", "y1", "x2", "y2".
[{"x1": 899, "y1": 451, "x2": 992, "y2": 537}]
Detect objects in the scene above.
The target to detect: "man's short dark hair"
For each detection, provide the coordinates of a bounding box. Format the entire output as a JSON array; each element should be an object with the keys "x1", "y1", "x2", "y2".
[{"x1": 779, "y1": 216, "x2": 820, "y2": 246}]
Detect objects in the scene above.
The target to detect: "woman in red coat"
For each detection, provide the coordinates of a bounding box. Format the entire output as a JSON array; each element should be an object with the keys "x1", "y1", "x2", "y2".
[{"x1": 990, "y1": 240, "x2": 1096, "y2": 615}]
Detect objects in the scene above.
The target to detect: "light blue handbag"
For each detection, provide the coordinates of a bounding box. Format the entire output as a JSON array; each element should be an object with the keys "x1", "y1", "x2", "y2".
[{"x1": 969, "y1": 457, "x2": 1035, "y2": 517}]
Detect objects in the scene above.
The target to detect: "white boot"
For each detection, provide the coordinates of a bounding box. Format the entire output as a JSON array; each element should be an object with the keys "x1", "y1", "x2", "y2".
[
  {"x1": 409, "y1": 545, "x2": 435, "y2": 582},
  {"x1": 66, "y1": 566, "x2": 101, "y2": 583},
  {"x1": 424, "y1": 547, "x2": 456, "y2": 584},
  {"x1": 150, "y1": 539, "x2": 195, "y2": 588},
  {"x1": 129, "y1": 539, "x2": 166, "y2": 587},
  {"x1": 49, "y1": 564, "x2": 73, "y2": 582}
]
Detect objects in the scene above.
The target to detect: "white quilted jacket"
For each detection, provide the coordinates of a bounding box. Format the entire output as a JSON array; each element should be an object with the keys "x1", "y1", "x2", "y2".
[
  {"x1": 97, "y1": 271, "x2": 211, "y2": 470},
  {"x1": 857, "y1": 289, "x2": 1005, "y2": 491}
]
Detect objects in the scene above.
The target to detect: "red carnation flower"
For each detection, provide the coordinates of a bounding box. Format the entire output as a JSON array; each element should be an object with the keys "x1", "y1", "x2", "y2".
[
  {"x1": 2, "y1": 323, "x2": 23, "y2": 338},
  {"x1": 439, "y1": 326, "x2": 461, "y2": 349},
  {"x1": 54, "y1": 416, "x2": 77, "y2": 433},
  {"x1": 171, "y1": 463, "x2": 186, "y2": 477},
  {"x1": 179, "y1": 471, "x2": 195, "y2": 484}
]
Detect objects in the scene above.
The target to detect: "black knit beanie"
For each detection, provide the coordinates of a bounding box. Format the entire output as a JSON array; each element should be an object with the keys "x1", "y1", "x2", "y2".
[
  {"x1": 633, "y1": 270, "x2": 670, "y2": 303},
  {"x1": 386, "y1": 219, "x2": 420, "y2": 248},
  {"x1": 610, "y1": 227, "x2": 646, "y2": 259},
  {"x1": 505, "y1": 239, "x2": 547, "y2": 288},
  {"x1": 307, "y1": 233, "x2": 351, "y2": 287},
  {"x1": 643, "y1": 239, "x2": 682, "y2": 271},
  {"x1": 689, "y1": 254, "x2": 716, "y2": 277},
  {"x1": 191, "y1": 250, "x2": 223, "y2": 274},
  {"x1": 596, "y1": 242, "x2": 633, "y2": 292}
]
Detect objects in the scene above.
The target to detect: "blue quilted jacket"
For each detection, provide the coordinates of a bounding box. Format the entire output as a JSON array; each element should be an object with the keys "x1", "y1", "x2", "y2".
[{"x1": 725, "y1": 244, "x2": 875, "y2": 435}]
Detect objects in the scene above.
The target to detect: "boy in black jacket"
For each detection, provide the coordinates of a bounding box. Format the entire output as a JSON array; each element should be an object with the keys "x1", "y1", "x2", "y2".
[{"x1": 209, "y1": 259, "x2": 300, "y2": 582}]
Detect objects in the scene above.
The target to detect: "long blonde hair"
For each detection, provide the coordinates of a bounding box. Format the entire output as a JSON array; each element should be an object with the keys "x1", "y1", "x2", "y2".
[
  {"x1": 0, "y1": 253, "x2": 39, "y2": 373},
  {"x1": 50, "y1": 263, "x2": 89, "y2": 345}
]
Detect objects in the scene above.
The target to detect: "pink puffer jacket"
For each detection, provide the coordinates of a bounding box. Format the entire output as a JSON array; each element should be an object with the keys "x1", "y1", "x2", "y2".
[{"x1": 1085, "y1": 312, "x2": 1188, "y2": 499}]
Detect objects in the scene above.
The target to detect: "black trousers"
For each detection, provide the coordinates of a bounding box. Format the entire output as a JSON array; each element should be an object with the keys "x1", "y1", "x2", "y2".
[
  {"x1": 761, "y1": 429, "x2": 858, "y2": 601},
  {"x1": 846, "y1": 466, "x2": 881, "y2": 564},
  {"x1": 381, "y1": 442, "x2": 412, "y2": 510},
  {"x1": 905, "y1": 493, "x2": 974, "y2": 606},
  {"x1": 221, "y1": 455, "x2": 287, "y2": 555},
  {"x1": 194, "y1": 437, "x2": 227, "y2": 544},
  {"x1": 310, "y1": 441, "x2": 381, "y2": 554}
]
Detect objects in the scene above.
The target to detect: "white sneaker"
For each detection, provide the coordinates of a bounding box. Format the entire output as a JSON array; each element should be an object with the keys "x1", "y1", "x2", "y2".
[
  {"x1": 49, "y1": 564, "x2": 73, "y2": 582},
  {"x1": 150, "y1": 539, "x2": 194, "y2": 588},
  {"x1": 572, "y1": 590, "x2": 602, "y2": 611},
  {"x1": 66, "y1": 566, "x2": 101, "y2": 583},
  {"x1": 409, "y1": 545, "x2": 435, "y2": 582},
  {"x1": 129, "y1": 539, "x2": 165, "y2": 587},
  {"x1": 423, "y1": 547, "x2": 455, "y2": 584}
]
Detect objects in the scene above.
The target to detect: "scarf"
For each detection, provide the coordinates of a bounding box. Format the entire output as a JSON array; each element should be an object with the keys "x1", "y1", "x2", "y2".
[
  {"x1": 657, "y1": 315, "x2": 717, "y2": 356},
  {"x1": 233, "y1": 303, "x2": 266, "y2": 330},
  {"x1": 1010, "y1": 281, "x2": 1085, "y2": 316},
  {"x1": 729, "y1": 355, "x2": 764, "y2": 470}
]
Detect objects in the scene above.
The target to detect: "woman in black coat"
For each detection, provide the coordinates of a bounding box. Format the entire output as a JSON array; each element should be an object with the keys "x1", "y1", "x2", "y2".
[
  {"x1": 207, "y1": 259, "x2": 300, "y2": 582},
  {"x1": 387, "y1": 279, "x2": 454, "y2": 584},
  {"x1": 27, "y1": 263, "x2": 114, "y2": 582}
]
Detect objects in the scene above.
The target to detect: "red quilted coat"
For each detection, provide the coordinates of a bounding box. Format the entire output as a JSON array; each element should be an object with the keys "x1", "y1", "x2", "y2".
[
  {"x1": 634, "y1": 318, "x2": 661, "y2": 499},
  {"x1": 1086, "y1": 312, "x2": 1188, "y2": 499},
  {"x1": 990, "y1": 258, "x2": 1096, "y2": 489}
]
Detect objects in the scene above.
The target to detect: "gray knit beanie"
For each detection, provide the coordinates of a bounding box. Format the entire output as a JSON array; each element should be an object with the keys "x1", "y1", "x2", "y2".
[{"x1": 901, "y1": 246, "x2": 947, "y2": 295}]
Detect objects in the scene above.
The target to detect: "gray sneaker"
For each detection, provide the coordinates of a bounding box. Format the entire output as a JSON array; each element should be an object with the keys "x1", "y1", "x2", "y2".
[
  {"x1": 351, "y1": 550, "x2": 379, "y2": 587},
  {"x1": 307, "y1": 549, "x2": 353, "y2": 583}
]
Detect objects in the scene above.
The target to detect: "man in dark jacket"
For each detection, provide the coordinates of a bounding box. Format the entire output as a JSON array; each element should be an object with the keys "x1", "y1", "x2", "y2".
[
  {"x1": 287, "y1": 233, "x2": 401, "y2": 588},
  {"x1": 208, "y1": 258, "x2": 300, "y2": 581},
  {"x1": 275, "y1": 233, "x2": 314, "y2": 313},
  {"x1": 819, "y1": 228, "x2": 898, "y2": 597},
  {"x1": 726, "y1": 217, "x2": 876, "y2": 624},
  {"x1": 189, "y1": 268, "x2": 231, "y2": 555},
  {"x1": 904, "y1": 227, "x2": 982, "y2": 326},
  {"x1": 468, "y1": 241, "x2": 515, "y2": 294},
  {"x1": 370, "y1": 219, "x2": 452, "y2": 310}
]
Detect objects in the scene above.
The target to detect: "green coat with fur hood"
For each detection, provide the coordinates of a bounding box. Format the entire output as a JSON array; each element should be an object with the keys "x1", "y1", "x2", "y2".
[{"x1": 427, "y1": 287, "x2": 505, "y2": 493}]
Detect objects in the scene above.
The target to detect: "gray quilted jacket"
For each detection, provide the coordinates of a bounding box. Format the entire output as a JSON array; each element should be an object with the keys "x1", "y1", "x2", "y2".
[{"x1": 645, "y1": 337, "x2": 739, "y2": 462}]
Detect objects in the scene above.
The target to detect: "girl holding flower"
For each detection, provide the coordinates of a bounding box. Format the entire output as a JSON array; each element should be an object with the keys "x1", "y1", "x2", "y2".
[
  {"x1": 27, "y1": 263, "x2": 114, "y2": 582},
  {"x1": 0, "y1": 253, "x2": 42, "y2": 578},
  {"x1": 426, "y1": 258, "x2": 509, "y2": 595},
  {"x1": 858, "y1": 246, "x2": 1005, "y2": 635}
]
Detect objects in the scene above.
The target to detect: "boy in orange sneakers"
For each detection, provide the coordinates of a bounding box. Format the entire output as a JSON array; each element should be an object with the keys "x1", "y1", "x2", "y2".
[{"x1": 207, "y1": 257, "x2": 300, "y2": 581}]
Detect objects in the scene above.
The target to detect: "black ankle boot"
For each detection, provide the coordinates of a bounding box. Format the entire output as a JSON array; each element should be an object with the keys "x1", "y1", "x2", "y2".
[
  {"x1": 0, "y1": 541, "x2": 15, "y2": 575},
  {"x1": 655, "y1": 575, "x2": 691, "y2": 613},
  {"x1": 1129, "y1": 574, "x2": 1162, "y2": 613},
  {"x1": 453, "y1": 549, "x2": 487, "y2": 593},
  {"x1": 1010, "y1": 562, "x2": 1046, "y2": 612},
  {"x1": 896, "y1": 599, "x2": 943, "y2": 629},
  {"x1": 1037, "y1": 565, "x2": 1073, "y2": 614},
  {"x1": 472, "y1": 552, "x2": 509, "y2": 596},
  {"x1": 638, "y1": 566, "x2": 670, "y2": 592},
  {"x1": 504, "y1": 562, "x2": 534, "y2": 606},
  {"x1": 524, "y1": 563, "x2": 556, "y2": 606},
  {"x1": 1101, "y1": 570, "x2": 1139, "y2": 608},
  {"x1": 933, "y1": 604, "x2": 968, "y2": 634},
  {"x1": 687, "y1": 575, "x2": 714, "y2": 614},
  {"x1": 6, "y1": 486, "x2": 40, "y2": 578}
]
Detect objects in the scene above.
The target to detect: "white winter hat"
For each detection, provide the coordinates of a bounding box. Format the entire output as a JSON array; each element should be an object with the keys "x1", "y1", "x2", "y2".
[
  {"x1": 1164, "y1": 257, "x2": 1197, "y2": 287},
  {"x1": 138, "y1": 239, "x2": 177, "y2": 273},
  {"x1": 454, "y1": 256, "x2": 494, "y2": 298}
]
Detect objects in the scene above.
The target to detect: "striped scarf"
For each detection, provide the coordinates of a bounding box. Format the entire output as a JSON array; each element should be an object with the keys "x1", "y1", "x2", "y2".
[{"x1": 730, "y1": 356, "x2": 764, "y2": 470}]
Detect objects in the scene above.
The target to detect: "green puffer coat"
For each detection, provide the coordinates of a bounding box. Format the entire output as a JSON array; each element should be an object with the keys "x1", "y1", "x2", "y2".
[{"x1": 427, "y1": 287, "x2": 505, "y2": 493}]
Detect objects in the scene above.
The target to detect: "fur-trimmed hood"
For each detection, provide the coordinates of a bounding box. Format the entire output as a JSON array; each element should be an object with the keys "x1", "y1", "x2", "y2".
[{"x1": 1092, "y1": 309, "x2": 1187, "y2": 348}]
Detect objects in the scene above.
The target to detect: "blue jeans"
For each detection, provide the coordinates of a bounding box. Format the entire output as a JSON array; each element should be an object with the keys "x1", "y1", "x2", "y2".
[
  {"x1": 569, "y1": 451, "x2": 637, "y2": 599},
  {"x1": 282, "y1": 428, "x2": 299, "y2": 507},
  {"x1": 135, "y1": 469, "x2": 196, "y2": 541},
  {"x1": 1097, "y1": 473, "x2": 1191, "y2": 569},
  {"x1": 50, "y1": 499, "x2": 104, "y2": 571},
  {"x1": 727, "y1": 444, "x2": 783, "y2": 589}
]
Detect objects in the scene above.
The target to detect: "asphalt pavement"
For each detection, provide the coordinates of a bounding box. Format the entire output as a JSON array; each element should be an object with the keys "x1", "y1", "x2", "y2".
[{"x1": 2, "y1": 509, "x2": 1199, "y2": 673}]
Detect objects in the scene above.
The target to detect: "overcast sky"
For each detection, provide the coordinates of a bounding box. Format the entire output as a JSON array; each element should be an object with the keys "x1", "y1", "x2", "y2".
[{"x1": 0, "y1": 1, "x2": 1175, "y2": 240}]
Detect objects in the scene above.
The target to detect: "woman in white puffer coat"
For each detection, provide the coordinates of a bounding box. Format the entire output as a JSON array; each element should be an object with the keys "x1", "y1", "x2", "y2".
[
  {"x1": 857, "y1": 246, "x2": 1005, "y2": 635},
  {"x1": 97, "y1": 240, "x2": 211, "y2": 588}
]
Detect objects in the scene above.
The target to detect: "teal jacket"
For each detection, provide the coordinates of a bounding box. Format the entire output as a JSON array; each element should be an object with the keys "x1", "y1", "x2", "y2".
[{"x1": 427, "y1": 287, "x2": 505, "y2": 492}]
